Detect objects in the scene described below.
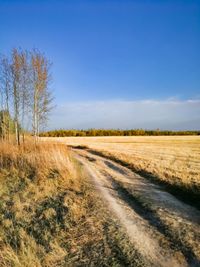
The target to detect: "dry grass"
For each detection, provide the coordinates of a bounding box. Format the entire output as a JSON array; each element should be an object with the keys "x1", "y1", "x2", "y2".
[
  {"x1": 0, "y1": 141, "x2": 81, "y2": 266},
  {"x1": 0, "y1": 141, "x2": 142, "y2": 267},
  {"x1": 43, "y1": 136, "x2": 200, "y2": 206}
]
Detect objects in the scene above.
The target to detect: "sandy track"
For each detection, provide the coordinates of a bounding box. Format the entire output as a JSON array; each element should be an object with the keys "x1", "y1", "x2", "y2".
[{"x1": 73, "y1": 149, "x2": 200, "y2": 267}]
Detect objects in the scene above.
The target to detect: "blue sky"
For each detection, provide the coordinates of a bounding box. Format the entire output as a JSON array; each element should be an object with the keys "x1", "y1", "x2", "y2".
[{"x1": 0, "y1": 0, "x2": 200, "y2": 129}]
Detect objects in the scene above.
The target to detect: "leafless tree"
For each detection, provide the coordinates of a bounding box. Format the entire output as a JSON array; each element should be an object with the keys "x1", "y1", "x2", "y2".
[
  {"x1": 31, "y1": 50, "x2": 53, "y2": 143},
  {"x1": 11, "y1": 48, "x2": 22, "y2": 145},
  {"x1": 0, "y1": 48, "x2": 53, "y2": 145},
  {"x1": 0, "y1": 55, "x2": 12, "y2": 141},
  {"x1": 19, "y1": 50, "x2": 31, "y2": 143}
]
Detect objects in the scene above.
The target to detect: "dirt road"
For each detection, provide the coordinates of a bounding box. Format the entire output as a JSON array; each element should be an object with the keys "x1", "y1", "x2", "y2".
[{"x1": 73, "y1": 148, "x2": 200, "y2": 267}]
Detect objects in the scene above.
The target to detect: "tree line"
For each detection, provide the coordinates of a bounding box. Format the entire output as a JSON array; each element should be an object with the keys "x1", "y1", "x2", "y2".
[
  {"x1": 40, "y1": 129, "x2": 200, "y2": 137},
  {"x1": 0, "y1": 48, "x2": 53, "y2": 145}
]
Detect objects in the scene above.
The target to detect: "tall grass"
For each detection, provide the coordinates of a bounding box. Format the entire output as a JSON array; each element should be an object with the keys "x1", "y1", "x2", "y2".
[
  {"x1": 0, "y1": 141, "x2": 138, "y2": 266},
  {"x1": 0, "y1": 142, "x2": 81, "y2": 266}
]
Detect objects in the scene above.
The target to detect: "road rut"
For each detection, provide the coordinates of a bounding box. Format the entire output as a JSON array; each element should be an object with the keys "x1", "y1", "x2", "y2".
[{"x1": 73, "y1": 149, "x2": 200, "y2": 267}]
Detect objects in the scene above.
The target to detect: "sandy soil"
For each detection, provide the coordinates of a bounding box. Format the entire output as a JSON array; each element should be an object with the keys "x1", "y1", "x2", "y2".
[{"x1": 73, "y1": 148, "x2": 200, "y2": 267}]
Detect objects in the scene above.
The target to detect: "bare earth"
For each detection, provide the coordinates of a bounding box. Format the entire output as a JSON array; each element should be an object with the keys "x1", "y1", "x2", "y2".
[{"x1": 73, "y1": 148, "x2": 200, "y2": 267}]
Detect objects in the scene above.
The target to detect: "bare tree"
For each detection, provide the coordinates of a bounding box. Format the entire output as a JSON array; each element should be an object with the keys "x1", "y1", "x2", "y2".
[
  {"x1": 31, "y1": 50, "x2": 52, "y2": 143},
  {"x1": 0, "y1": 90, "x2": 5, "y2": 141},
  {"x1": 0, "y1": 55, "x2": 12, "y2": 141},
  {"x1": 0, "y1": 48, "x2": 53, "y2": 145},
  {"x1": 11, "y1": 48, "x2": 22, "y2": 145},
  {"x1": 19, "y1": 50, "x2": 31, "y2": 143}
]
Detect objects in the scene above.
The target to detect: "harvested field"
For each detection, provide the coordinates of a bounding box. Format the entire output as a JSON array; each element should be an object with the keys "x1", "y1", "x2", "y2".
[
  {"x1": 2, "y1": 137, "x2": 200, "y2": 266},
  {"x1": 42, "y1": 136, "x2": 200, "y2": 203}
]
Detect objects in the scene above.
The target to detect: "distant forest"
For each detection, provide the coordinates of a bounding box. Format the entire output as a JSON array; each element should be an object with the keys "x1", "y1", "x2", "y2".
[{"x1": 40, "y1": 129, "x2": 200, "y2": 137}]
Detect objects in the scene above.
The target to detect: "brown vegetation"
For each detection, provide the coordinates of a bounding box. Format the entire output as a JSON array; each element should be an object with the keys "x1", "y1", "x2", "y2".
[
  {"x1": 45, "y1": 136, "x2": 200, "y2": 208},
  {"x1": 0, "y1": 141, "x2": 142, "y2": 267}
]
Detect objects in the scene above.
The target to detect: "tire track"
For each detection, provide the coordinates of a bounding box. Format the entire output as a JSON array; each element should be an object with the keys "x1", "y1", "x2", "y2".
[
  {"x1": 74, "y1": 154, "x2": 188, "y2": 266},
  {"x1": 73, "y1": 149, "x2": 200, "y2": 267},
  {"x1": 100, "y1": 170, "x2": 199, "y2": 266}
]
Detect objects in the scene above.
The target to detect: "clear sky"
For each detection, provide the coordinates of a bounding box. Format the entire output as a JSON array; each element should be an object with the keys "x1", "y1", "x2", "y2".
[{"x1": 0, "y1": 0, "x2": 200, "y2": 130}]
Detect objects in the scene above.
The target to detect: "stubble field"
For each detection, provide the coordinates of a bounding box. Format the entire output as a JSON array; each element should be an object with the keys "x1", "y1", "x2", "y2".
[
  {"x1": 41, "y1": 135, "x2": 200, "y2": 266},
  {"x1": 43, "y1": 136, "x2": 200, "y2": 194},
  {"x1": 1, "y1": 136, "x2": 200, "y2": 266}
]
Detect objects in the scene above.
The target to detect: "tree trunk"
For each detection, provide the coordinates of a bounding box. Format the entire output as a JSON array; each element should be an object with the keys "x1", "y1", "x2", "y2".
[{"x1": 15, "y1": 120, "x2": 18, "y2": 145}]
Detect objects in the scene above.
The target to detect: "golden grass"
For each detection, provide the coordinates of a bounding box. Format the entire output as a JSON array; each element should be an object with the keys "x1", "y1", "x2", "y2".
[
  {"x1": 0, "y1": 141, "x2": 139, "y2": 266},
  {"x1": 43, "y1": 136, "x2": 200, "y2": 191},
  {"x1": 2, "y1": 137, "x2": 198, "y2": 265},
  {"x1": 0, "y1": 141, "x2": 81, "y2": 266}
]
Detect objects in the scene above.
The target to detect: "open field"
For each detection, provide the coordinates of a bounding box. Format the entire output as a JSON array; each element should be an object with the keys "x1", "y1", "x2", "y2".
[
  {"x1": 1, "y1": 138, "x2": 200, "y2": 266},
  {"x1": 42, "y1": 136, "x2": 200, "y2": 204}
]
